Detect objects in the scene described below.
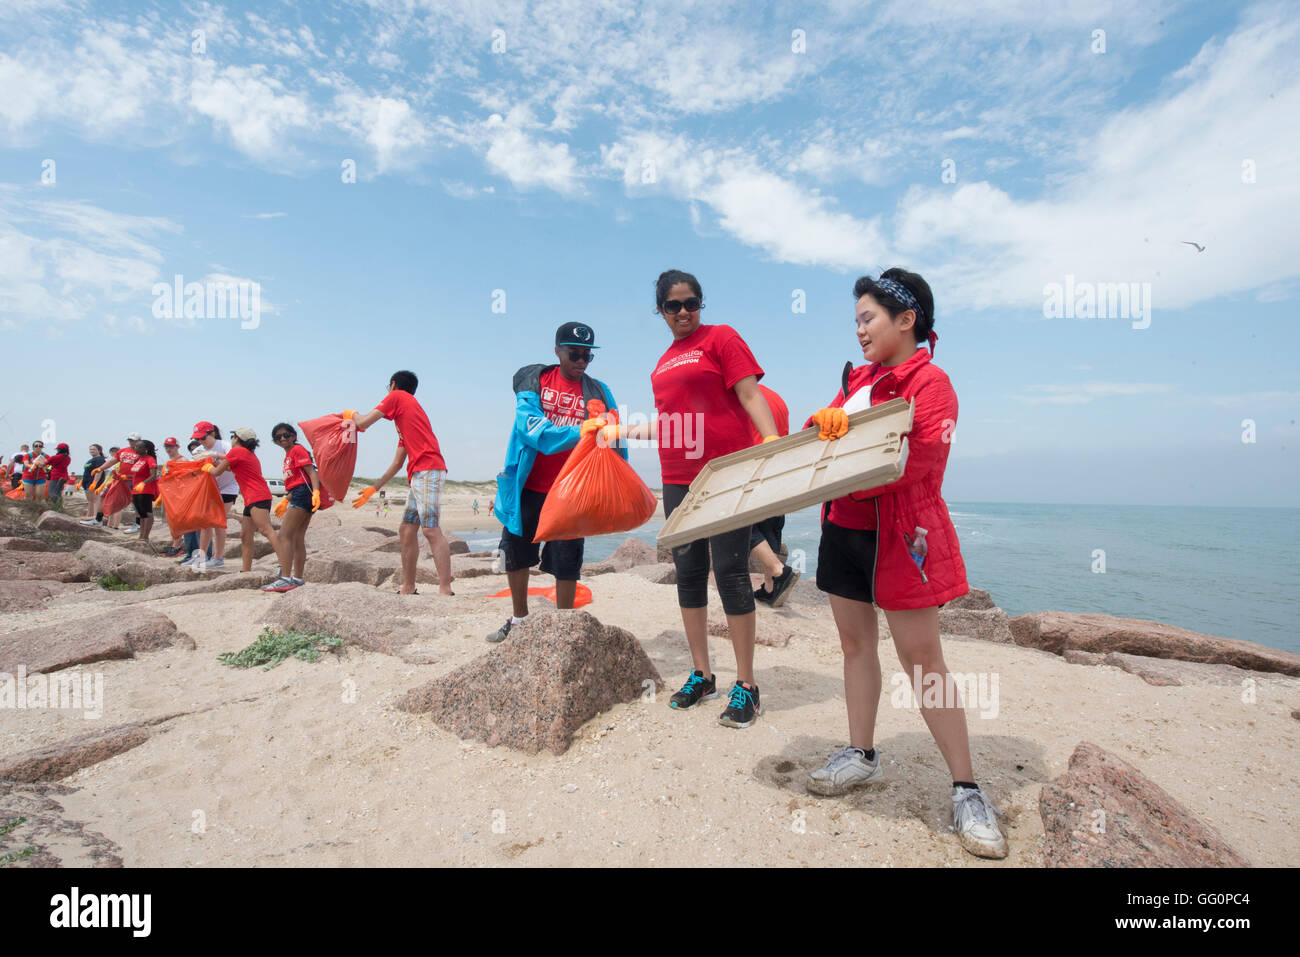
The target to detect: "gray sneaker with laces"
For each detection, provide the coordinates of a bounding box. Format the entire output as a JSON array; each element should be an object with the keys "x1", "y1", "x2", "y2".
[
  {"x1": 807, "y1": 746, "x2": 883, "y2": 795},
  {"x1": 952, "y1": 786, "x2": 1008, "y2": 859}
]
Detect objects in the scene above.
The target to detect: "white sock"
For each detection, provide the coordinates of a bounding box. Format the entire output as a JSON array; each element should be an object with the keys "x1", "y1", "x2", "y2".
[{"x1": 511, "y1": 614, "x2": 528, "y2": 625}]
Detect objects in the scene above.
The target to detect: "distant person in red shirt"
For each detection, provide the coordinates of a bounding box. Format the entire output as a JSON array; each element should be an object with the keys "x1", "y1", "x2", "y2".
[
  {"x1": 204, "y1": 428, "x2": 288, "y2": 577},
  {"x1": 264, "y1": 422, "x2": 320, "y2": 593},
  {"x1": 128, "y1": 439, "x2": 161, "y2": 541},
  {"x1": 113, "y1": 433, "x2": 143, "y2": 533},
  {"x1": 21, "y1": 440, "x2": 49, "y2": 500},
  {"x1": 748, "y1": 385, "x2": 801, "y2": 607},
  {"x1": 46, "y1": 443, "x2": 72, "y2": 501},
  {"x1": 342, "y1": 370, "x2": 452, "y2": 596}
]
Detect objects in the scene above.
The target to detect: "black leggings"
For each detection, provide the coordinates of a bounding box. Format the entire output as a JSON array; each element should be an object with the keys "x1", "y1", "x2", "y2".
[{"x1": 662, "y1": 483, "x2": 755, "y2": 616}]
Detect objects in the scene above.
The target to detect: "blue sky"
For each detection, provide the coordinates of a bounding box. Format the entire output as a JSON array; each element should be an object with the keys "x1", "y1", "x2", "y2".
[{"x1": 1, "y1": 0, "x2": 1296, "y2": 506}]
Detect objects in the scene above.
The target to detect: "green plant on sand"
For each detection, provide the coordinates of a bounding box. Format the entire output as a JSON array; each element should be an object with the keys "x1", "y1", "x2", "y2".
[
  {"x1": 218, "y1": 626, "x2": 344, "y2": 671},
  {"x1": 0, "y1": 818, "x2": 36, "y2": 867},
  {"x1": 98, "y1": 573, "x2": 146, "y2": 591}
]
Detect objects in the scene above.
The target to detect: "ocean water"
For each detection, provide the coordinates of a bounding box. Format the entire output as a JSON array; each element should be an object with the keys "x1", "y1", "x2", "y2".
[{"x1": 460, "y1": 503, "x2": 1300, "y2": 655}]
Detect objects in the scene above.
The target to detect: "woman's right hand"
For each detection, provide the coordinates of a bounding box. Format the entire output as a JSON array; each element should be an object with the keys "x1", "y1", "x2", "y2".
[{"x1": 812, "y1": 408, "x2": 850, "y2": 440}]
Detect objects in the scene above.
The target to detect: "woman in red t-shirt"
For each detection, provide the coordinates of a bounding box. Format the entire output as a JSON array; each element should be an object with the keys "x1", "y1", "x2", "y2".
[
  {"x1": 205, "y1": 429, "x2": 287, "y2": 576},
  {"x1": 599, "y1": 269, "x2": 779, "y2": 730},
  {"x1": 128, "y1": 439, "x2": 162, "y2": 541},
  {"x1": 265, "y1": 422, "x2": 321, "y2": 592}
]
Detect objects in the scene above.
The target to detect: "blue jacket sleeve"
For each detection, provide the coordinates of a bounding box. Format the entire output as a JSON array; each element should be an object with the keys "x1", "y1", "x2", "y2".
[{"x1": 514, "y1": 392, "x2": 580, "y2": 454}]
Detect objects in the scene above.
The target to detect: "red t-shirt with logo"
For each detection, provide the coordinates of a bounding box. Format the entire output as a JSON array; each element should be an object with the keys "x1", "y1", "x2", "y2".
[
  {"x1": 225, "y1": 446, "x2": 271, "y2": 504},
  {"x1": 375, "y1": 389, "x2": 447, "y2": 480},
  {"x1": 650, "y1": 324, "x2": 764, "y2": 484},
  {"x1": 748, "y1": 385, "x2": 790, "y2": 444},
  {"x1": 525, "y1": 367, "x2": 586, "y2": 493},
  {"x1": 116, "y1": 448, "x2": 139, "y2": 485},
  {"x1": 282, "y1": 444, "x2": 314, "y2": 490},
  {"x1": 46, "y1": 453, "x2": 71, "y2": 481},
  {"x1": 131, "y1": 455, "x2": 159, "y2": 496}
]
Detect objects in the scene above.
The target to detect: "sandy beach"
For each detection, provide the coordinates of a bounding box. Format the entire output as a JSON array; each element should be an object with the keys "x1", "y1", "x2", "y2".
[{"x1": 1, "y1": 485, "x2": 1297, "y2": 867}]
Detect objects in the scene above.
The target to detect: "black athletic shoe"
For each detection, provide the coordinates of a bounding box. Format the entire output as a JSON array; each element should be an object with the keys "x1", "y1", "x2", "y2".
[
  {"x1": 767, "y1": 565, "x2": 801, "y2": 608},
  {"x1": 669, "y1": 670, "x2": 718, "y2": 709},
  {"x1": 718, "y1": 681, "x2": 762, "y2": 728},
  {"x1": 754, "y1": 585, "x2": 774, "y2": 605}
]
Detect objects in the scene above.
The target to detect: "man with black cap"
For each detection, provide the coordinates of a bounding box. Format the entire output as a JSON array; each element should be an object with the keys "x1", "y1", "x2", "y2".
[{"x1": 486, "y1": 323, "x2": 626, "y2": 642}]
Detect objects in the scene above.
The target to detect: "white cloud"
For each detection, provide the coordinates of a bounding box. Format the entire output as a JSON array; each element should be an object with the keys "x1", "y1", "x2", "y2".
[
  {"x1": 482, "y1": 110, "x2": 581, "y2": 195},
  {"x1": 889, "y1": 10, "x2": 1300, "y2": 312},
  {"x1": 189, "y1": 63, "x2": 313, "y2": 161},
  {"x1": 605, "y1": 131, "x2": 891, "y2": 269},
  {"x1": 332, "y1": 91, "x2": 431, "y2": 173}
]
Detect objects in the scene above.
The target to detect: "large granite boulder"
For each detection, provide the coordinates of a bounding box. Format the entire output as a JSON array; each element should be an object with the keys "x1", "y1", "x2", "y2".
[
  {"x1": 0, "y1": 609, "x2": 192, "y2": 675},
  {"x1": 1009, "y1": 611, "x2": 1300, "y2": 675},
  {"x1": 1039, "y1": 742, "x2": 1250, "y2": 867},
  {"x1": 0, "y1": 721, "x2": 154, "y2": 783},
  {"x1": 396, "y1": 609, "x2": 662, "y2": 754},
  {"x1": 607, "y1": 538, "x2": 658, "y2": 571},
  {"x1": 0, "y1": 580, "x2": 75, "y2": 612},
  {"x1": 261, "y1": 582, "x2": 422, "y2": 657},
  {"x1": 0, "y1": 551, "x2": 89, "y2": 583}
]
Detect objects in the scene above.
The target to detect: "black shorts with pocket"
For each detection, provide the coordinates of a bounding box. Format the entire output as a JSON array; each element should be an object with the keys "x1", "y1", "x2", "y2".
[
  {"x1": 816, "y1": 519, "x2": 877, "y2": 604},
  {"x1": 131, "y1": 493, "x2": 154, "y2": 517},
  {"x1": 498, "y1": 487, "x2": 584, "y2": 579},
  {"x1": 221, "y1": 493, "x2": 238, "y2": 504},
  {"x1": 243, "y1": 498, "x2": 272, "y2": 517}
]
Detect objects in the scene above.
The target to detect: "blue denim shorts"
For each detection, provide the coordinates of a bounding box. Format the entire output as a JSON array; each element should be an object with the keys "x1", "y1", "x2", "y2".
[{"x1": 288, "y1": 484, "x2": 312, "y2": 511}]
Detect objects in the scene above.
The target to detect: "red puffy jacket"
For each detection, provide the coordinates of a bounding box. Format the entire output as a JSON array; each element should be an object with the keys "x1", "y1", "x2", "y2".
[{"x1": 809, "y1": 349, "x2": 969, "y2": 610}]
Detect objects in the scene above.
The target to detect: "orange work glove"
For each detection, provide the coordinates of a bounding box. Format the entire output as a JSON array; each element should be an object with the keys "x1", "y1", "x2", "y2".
[
  {"x1": 351, "y1": 485, "x2": 377, "y2": 509},
  {"x1": 598, "y1": 423, "x2": 624, "y2": 445},
  {"x1": 153, "y1": 495, "x2": 163, "y2": 506},
  {"x1": 812, "y1": 408, "x2": 850, "y2": 440},
  {"x1": 311, "y1": 489, "x2": 320, "y2": 512},
  {"x1": 580, "y1": 416, "x2": 607, "y2": 437},
  {"x1": 273, "y1": 497, "x2": 289, "y2": 517},
  {"x1": 133, "y1": 482, "x2": 145, "y2": 492},
  {"x1": 761, "y1": 435, "x2": 780, "y2": 444},
  {"x1": 341, "y1": 409, "x2": 357, "y2": 420},
  {"x1": 201, "y1": 462, "x2": 215, "y2": 474}
]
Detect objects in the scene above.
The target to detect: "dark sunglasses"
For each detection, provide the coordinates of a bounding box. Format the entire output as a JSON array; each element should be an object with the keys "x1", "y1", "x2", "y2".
[
  {"x1": 662, "y1": 297, "x2": 702, "y2": 315},
  {"x1": 272, "y1": 431, "x2": 294, "y2": 442},
  {"x1": 565, "y1": 350, "x2": 593, "y2": 363}
]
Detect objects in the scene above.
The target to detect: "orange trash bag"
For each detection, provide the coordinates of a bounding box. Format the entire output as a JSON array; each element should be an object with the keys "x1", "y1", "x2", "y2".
[
  {"x1": 533, "y1": 428, "x2": 657, "y2": 542},
  {"x1": 298, "y1": 414, "x2": 358, "y2": 503},
  {"x1": 489, "y1": 583, "x2": 593, "y2": 608},
  {"x1": 4, "y1": 485, "x2": 24, "y2": 500},
  {"x1": 156, "y1": 460, "x2": 227, "y2": 534},
  {"x1": 100, "y1": 475, "x2": 133, "y2": 515}
]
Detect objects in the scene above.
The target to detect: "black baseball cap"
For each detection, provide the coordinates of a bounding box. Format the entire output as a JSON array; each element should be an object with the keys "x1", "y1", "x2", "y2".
[{"x1": 556, "y1": 322, "x2": 599, "y2": 349}]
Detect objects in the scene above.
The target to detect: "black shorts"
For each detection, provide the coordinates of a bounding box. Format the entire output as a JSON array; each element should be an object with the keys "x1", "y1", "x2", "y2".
[
  {"x1": 221, "y1": 493, "x2": 238, "y2": 504},
  {"x1": 498, "y1": 487, "x2": 584, "y2": 579},
  {"x1": 288, "y1": 484, "x2": 312, "y2": 511},
  {"x1": 749, "y1": 513, "x2": 785, "y2": 553},
  {"x1": 243, "y1": 498, "x2": 272, "y2": 517},
  {"x1": 816, "y1": 520, "x2": 877, "y2": 604},
  {"x1": 132, "y1": 493, "x2": 154, "y2": 517}
]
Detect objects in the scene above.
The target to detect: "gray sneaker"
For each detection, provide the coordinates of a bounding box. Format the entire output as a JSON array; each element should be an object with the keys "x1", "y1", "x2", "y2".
[
  {"x1": 807, "y1": 746, "x2": 883, "y2": 796},
  {"x1": 486, "y1": 619, "x2": 513, "y2": 643},
  {"x1": 952, "y1": 786, "x2": 1008, "y2": 859}
]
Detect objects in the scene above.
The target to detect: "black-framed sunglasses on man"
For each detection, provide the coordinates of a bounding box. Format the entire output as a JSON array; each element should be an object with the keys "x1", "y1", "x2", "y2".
[{"x1": 566, "y1": 349, "x2": 593, "y2": 363}]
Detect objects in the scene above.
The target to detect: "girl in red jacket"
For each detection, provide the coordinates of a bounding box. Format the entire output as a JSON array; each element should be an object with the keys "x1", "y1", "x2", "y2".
[{"x1": 804, "y1": 268, "x2": 1007, "y2": 860}]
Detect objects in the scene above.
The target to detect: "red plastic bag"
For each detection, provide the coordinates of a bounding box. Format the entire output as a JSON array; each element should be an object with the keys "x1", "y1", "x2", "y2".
[
  {"x1": 489, "y1": 583, "x2": 593, "y2": 608},
  {"x1": 156, "y1": 460, "x2": 227, "y2": 534},
  {"x1": 298, "y1": 414, "x2": 357, "y2": 503},
  {"x1": 4, "y1": 485, "x2": 24, "y2": 500},
  {"x1": 100, "y1": 476, "x2": 133, "y2": 515},
  {"x1": 533, "y1": 430, "x2": 657, "y2": 542}
]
